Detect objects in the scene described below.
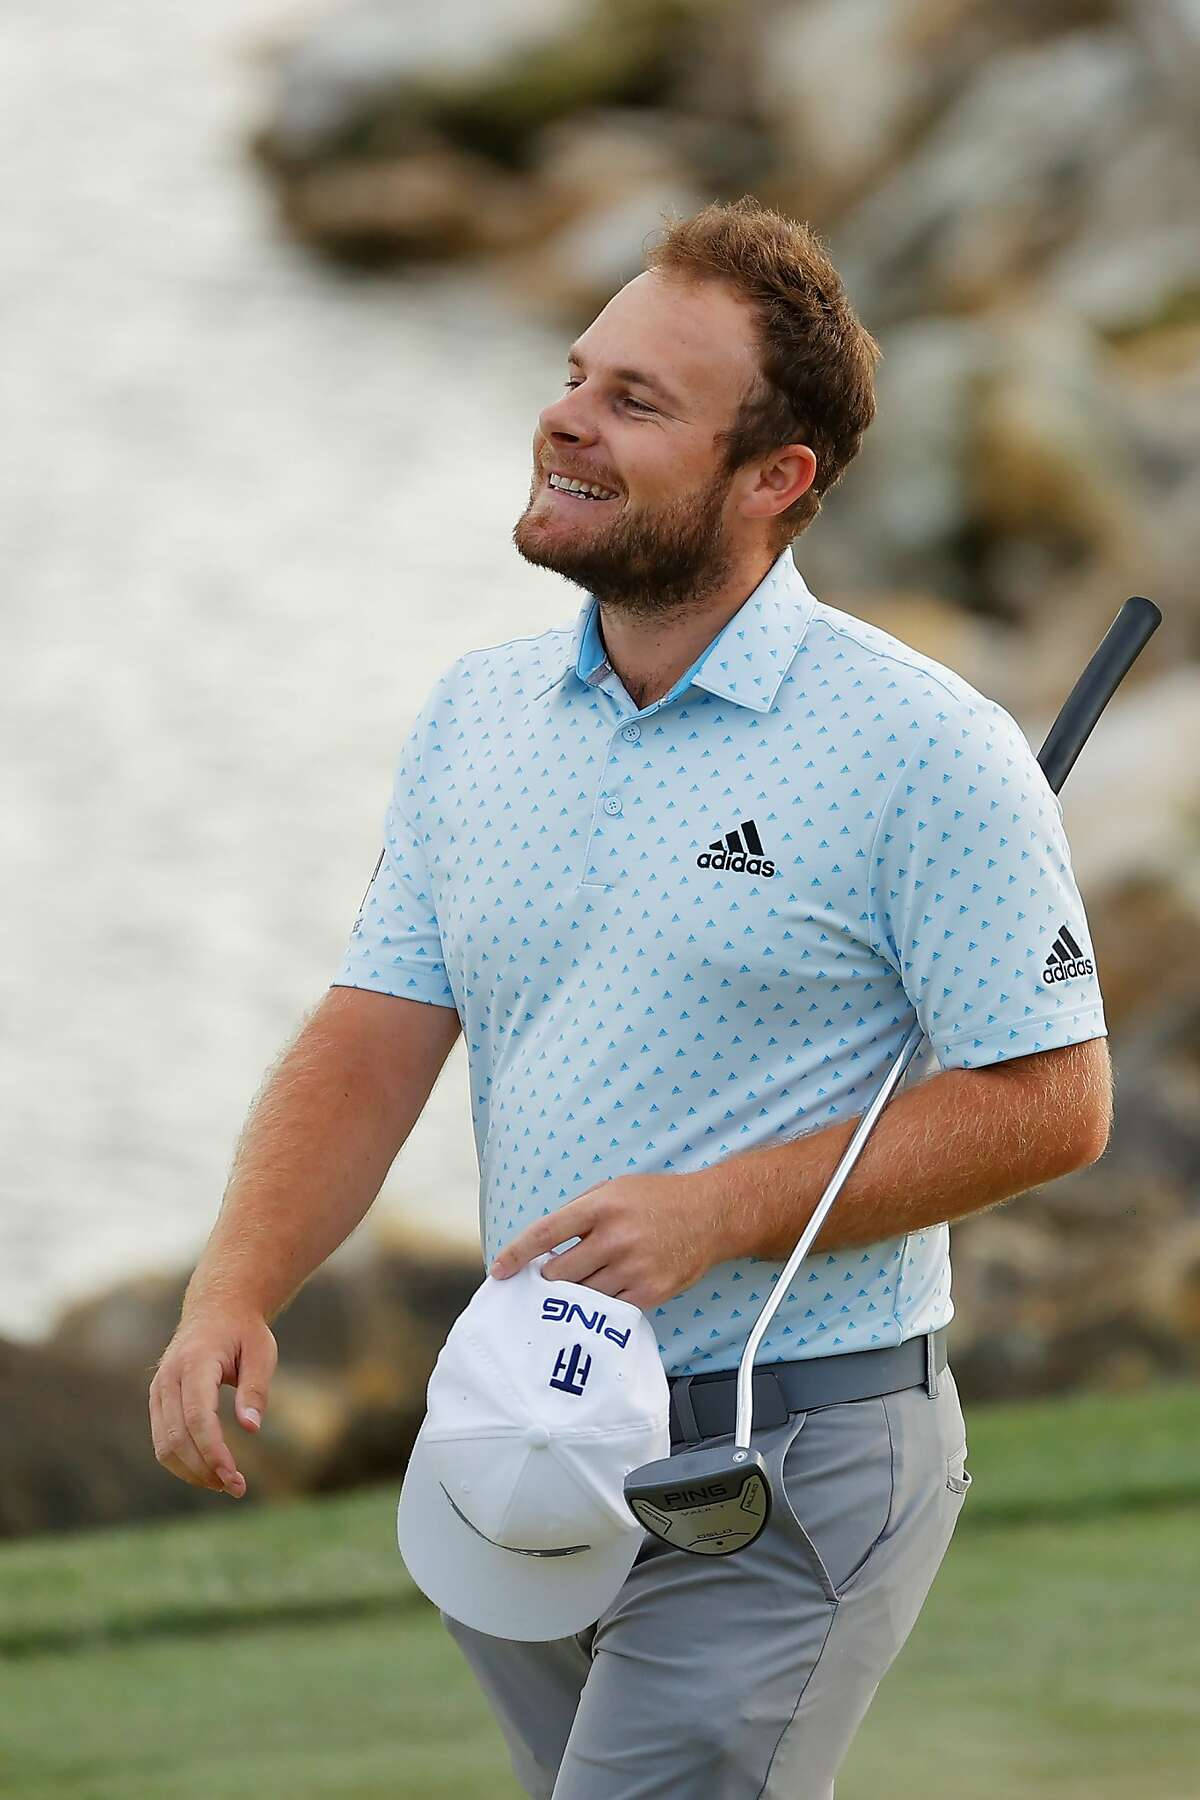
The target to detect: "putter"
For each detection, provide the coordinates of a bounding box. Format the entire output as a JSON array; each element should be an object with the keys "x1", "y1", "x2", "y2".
[{"x1": 625, "y1": 595, "x2": 1162, "y2": 1555}]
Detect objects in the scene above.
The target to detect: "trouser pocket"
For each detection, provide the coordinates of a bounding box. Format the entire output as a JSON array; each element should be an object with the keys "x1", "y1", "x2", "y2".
[
  {"x1": 946, "y1": 1443, "x2": 973, "y2": 1497},
  {"x1": 769, "y1": 1402, "x2": 894, "y2": 1604}
]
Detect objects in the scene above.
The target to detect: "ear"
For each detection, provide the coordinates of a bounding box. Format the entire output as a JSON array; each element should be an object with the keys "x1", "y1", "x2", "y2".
[{"x1": 743, "y1": 444, "x2": 818, "y2": 520}]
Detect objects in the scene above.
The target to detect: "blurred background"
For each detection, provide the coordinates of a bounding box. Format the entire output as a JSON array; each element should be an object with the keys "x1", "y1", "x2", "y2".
[{"x1": 3, "y1": 1, "x2": 1198, "y2": 1794}]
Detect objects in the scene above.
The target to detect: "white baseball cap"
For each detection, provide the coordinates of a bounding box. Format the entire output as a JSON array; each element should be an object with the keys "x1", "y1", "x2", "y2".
[{"x1": 397, "y1": 1255, "x2": 670, "y2": 1642}]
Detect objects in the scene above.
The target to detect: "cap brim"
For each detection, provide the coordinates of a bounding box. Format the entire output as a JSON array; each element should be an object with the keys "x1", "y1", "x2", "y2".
[{"x1": 397, "y1": 1417, "x2": 645, "y2": 1643}]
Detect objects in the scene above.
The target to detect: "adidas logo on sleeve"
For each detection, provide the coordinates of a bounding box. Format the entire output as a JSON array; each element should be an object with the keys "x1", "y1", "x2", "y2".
[{"x1": 1042, "y1": 923, "x2": 1094, "y2": 985}]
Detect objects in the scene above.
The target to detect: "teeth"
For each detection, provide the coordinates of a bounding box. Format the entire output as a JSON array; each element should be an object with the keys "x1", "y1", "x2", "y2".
[{"x1": 549, "y1": 472, "x2": 616, "y2": 500}]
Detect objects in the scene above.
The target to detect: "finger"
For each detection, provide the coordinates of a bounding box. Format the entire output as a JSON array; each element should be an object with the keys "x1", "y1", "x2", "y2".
[
  {"x1": 565, "y1": 1265, "x2": 626, "y2": 1299},
  {"x1": 539, "y1": 1240, "x2": 608, "y2": 1288},
  {"x1": 234, "y1": 1325, "x2": 277, "y2": 1433},
  {"x1": 155, "y1": 1362, "x2": 240, "y2": 1495},
  {"x1": 492, "y1": 1198, "x2": 595, "y2": 1278},
  {"x1": 150, "y1": 1376, "x2": 220, "y2": 1492},
  {"x1": 183, "y1": 1356, "x2": 246, "y2": 1495}
]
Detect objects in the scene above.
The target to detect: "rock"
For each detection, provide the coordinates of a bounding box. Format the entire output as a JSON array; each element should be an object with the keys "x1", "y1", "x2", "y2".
[
  {"x1": 658, "y1": 7, "x2": 774, "y2": 190},
  {"x1": 1153, "y1": 469, "x2": 1200, "y2": 631},
  {"x1": 969, "y1": 307, "x2": 1152, "y2": 584},
  {"x1": 14, "y1": 1229, "x2": 485, "y2": 1535},
  {"x1": 279, "y1": 1228, "x2": 483, "y2": 1492},
  {"x1": 1135, "y1": 1219, "x2": 1200, "y2": 1343},
  {"x1": 946, "y1": 1211, "x2": 1064, "y2": 1344},
  {"x1": 1124, "y1": 0, "x2": 1200, "y2": 145},
  {"x1": 252, "y1": 0, "x2": 711, "y2": 190},
  {"x1": 251, "y1": 0, "x2": 780, "y2": 261},
  {"x1": 494, "y1": 176, "x2": 711, "y2": 321},
  {"x1": 797, "y1": 316, "x2": 992, "y2": 602},
  {"x1": 753, "y1": 0, "x2": 942, "y2": 221},
  {"x1": 51, "y1": 1270, "x2": 191, "y2": 1372},
  {"x1": 279, "y1": 143, "x2": 554, "y2": 261},
  {"x1": 1044, "y1": 126, "x2": 1200, "y2": 336},
  {"x1": 833, "y1": 32, "x2": 1145, "y2": 322},
  {"x1": 1040, "y1": 668, "x2": 1200, "y2": 902},
  {"x1": 945, "y1": 1177, "x2": 1195, "y2": 1401},
  {"x1": 1086, "y1": 872, "x2": 1200, "y2": 1035},
  {"x1": 531, "y1": 106, "x2": 705, "y2": 206},
  {"x1": 0, "y1": 1335, "x2": 276, "y2": 1539},
  {"x1": 941, "y1": 966, "x2": 1200, "y2": 1401},
  {"x1": 255, "y1": 0, "x2": 586, "y2": 168},
  {"x1": 1103, "y1": 996, "x2": 1200, "y2": 1191}
]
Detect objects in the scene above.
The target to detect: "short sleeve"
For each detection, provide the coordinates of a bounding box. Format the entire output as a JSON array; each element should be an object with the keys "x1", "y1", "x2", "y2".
[
  {"x1": 868, "y1": 700, "x2": 1107, "y2": 1069},
  {"x1": 331, "y1": 722, "x2": 458, "y2": 1011}
]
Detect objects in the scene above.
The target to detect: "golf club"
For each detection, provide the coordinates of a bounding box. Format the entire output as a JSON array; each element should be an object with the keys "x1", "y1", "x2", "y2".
[{"x1": 625, "y1": 594, "x2": 1162, "y2": 1555}]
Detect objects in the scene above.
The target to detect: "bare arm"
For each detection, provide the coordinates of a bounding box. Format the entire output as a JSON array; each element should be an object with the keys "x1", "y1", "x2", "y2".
[
  {"x1": 695, "y1": 1036, "x2": 1114, "y2": 1263},
  {"x1": 493, "y1": 1039, "x2": 1113, "y2": 1309},
  {"x1": 184, "y1": 986, "x2": 462, "y2": 1323},
  {"x1": 150, "y1": 987, "x2": 461, "y2": 1496}
]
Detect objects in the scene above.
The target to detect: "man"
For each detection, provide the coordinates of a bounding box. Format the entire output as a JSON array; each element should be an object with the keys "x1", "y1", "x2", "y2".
[{"x1": 151, "y1": 197, "x2": 1112, "y2": 1797}]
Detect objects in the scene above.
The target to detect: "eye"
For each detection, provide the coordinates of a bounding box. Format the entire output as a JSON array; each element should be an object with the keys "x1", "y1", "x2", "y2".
[{"x1": 563, "y1": 380, "x2": 654, "y2": 414}]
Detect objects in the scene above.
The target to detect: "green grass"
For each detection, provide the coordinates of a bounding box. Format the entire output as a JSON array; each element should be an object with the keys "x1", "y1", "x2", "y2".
[{"x1": 2, "y1": 1384, "x2": 1198, "y2": 1798}]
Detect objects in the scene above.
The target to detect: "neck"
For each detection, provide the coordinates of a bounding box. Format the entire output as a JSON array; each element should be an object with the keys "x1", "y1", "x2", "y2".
[{"x1": 597, "y1": 549, "x2": 780, "y2": 710}]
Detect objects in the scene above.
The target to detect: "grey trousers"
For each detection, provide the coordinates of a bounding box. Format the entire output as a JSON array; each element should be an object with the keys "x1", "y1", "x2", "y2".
[{"x1": 443, "y1": 1361, "x2": 972, "y2": 1799}]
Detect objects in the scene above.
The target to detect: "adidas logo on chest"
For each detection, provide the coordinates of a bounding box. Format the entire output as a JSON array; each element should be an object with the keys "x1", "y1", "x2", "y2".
[{"x1": 697, "y1": 818, "x2": 776, "y2": 879}]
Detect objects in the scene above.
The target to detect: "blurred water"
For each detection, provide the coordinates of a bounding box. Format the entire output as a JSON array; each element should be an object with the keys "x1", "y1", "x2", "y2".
[{"x1": 2, "y1": 2, "x2": 576, "y2": 1339}]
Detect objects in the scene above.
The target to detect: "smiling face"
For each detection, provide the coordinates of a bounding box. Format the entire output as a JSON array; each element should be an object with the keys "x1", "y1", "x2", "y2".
[{"x1": 513, "y1": 272, "x2": 808, "y2": 617}]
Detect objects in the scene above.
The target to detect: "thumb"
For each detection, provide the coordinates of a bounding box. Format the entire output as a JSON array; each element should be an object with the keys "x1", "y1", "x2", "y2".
[{"x1": 235, "y1": 1323, "x2": 277, "y2": 1431}]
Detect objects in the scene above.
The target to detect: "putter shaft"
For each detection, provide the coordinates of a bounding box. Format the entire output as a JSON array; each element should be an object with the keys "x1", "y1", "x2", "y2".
[{"x1": 734, "y1": 1022, "x2": 924, "y2": 1448}]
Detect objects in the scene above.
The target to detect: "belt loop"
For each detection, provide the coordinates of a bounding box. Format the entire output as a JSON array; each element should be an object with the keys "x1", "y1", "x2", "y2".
[
  {"x1": 670, "y1": 1374, "x2": 701, "y2": 1445},
  {"x1": 925, "y1": 1331, "x2": 939, "y2": 1399}
]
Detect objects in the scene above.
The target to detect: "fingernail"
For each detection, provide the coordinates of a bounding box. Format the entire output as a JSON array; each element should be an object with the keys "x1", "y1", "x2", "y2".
[{"x1": 243, "y1": 1407, "x2": 261, "y2": 1427}]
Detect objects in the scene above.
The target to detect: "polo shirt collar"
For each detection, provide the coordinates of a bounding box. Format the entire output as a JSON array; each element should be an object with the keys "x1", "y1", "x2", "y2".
[{"x1": 562, "y1": 547, "x2": 817, "y2": 714}]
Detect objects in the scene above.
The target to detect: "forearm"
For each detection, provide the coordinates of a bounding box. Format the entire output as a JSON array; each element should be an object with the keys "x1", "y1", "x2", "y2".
[
  {"x1": 183, "y1": 1011, "x2": 409, "y2": 1324},
  {"x1": 694, "y1": 1043, "x2": 1111, "y2": 1264}
]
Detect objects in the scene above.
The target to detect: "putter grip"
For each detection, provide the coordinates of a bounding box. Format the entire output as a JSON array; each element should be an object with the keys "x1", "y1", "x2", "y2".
[{"x1": 1037, "y1": 595, "x2": 1161, "y2": 795}]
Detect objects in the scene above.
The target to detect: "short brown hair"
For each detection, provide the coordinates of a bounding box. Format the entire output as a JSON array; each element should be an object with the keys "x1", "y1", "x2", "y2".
[{"x1": 643, "y1": 196, "x2": 881, "y2": 550}]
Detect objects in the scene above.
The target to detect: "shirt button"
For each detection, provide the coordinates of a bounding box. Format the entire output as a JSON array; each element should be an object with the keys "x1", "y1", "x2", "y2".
[
  {"x1": 621, "y1": 723, "x2": 641, "y2": 743},
  {"x1": 602, "y1": 795, "x2": 623, "y2": 817}
]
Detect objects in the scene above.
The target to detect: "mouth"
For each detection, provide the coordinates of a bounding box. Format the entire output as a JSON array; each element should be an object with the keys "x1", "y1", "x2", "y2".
[{"x1": 541, "y1": 473, "x2": 620, "y2": 508}]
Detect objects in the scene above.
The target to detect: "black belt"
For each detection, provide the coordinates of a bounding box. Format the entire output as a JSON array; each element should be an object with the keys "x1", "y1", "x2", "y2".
[{"x1": 668, "y1": 1329, "x2": 948, "y2": 1446}]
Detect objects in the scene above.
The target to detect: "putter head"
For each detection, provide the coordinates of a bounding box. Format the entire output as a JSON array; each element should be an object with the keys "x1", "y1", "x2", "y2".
[{"x1": 624, "y1": 1442, "x2": 771, "y2": 1556}]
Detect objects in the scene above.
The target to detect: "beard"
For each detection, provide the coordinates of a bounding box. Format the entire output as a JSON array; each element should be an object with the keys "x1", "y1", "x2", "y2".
[{"x1": 511, "y1": 460, "x2": 738, "y2": 620}]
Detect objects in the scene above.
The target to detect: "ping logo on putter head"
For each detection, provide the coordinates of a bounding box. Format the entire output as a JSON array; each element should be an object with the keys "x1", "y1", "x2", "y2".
[{"x1": 625, "y1": 1448, "x2": 772, "y2": 1556}]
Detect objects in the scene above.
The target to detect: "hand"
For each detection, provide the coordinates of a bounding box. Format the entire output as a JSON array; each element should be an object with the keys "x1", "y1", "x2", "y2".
[
  {"x1": 149, "y1": 1308, "x2": 278, "y2": 1499},
  {"x1": 490, "y1": 1172, "x2": 730, "y2": 1312}
]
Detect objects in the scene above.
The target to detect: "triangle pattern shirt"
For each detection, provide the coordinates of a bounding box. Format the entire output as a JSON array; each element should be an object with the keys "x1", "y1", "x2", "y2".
[{"x1": 333, "y1": 548, "x2": 1107, "y2": 1376}]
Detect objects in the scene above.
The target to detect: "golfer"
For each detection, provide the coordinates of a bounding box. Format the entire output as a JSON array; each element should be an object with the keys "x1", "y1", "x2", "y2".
[{"x1": 151, "y1": 197, "x2": 1113, "y2": 1797}]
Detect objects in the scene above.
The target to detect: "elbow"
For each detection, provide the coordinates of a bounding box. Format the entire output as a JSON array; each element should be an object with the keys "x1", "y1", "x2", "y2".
[
  {"x1": 1048, "y1": 1038, "x2": 1114, "y2": 1175},
  {"x1": 1070, "y1": 1102, "x2": 1112, "y2": 1171},
  {"x1": 1042, "y1": 1107, "x2": 1108, "y2": 1183},
  {"x1": 1066, "y1": 1059, "x2": 1114, "y2": 1172}
]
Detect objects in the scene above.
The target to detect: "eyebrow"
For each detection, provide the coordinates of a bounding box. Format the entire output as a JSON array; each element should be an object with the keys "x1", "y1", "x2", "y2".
[{"x1": 566, "y1": 346, "x2": 682, "y2": 410}]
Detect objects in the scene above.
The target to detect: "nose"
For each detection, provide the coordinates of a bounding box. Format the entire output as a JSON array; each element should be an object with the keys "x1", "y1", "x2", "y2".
[{"x1": 537, "y1": 384, "x2": 602, "y2": 455}]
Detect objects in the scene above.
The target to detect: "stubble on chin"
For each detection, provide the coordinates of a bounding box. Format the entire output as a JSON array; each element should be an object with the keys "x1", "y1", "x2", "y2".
[{"x1": 513, "y1": 464, "x2": 737, "y2": 615}]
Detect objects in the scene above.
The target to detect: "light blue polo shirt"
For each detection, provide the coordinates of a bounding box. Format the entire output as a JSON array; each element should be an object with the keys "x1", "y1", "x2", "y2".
[{"x1": 333, "y1": 548, "x2": 1106, "y2": 1376}]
